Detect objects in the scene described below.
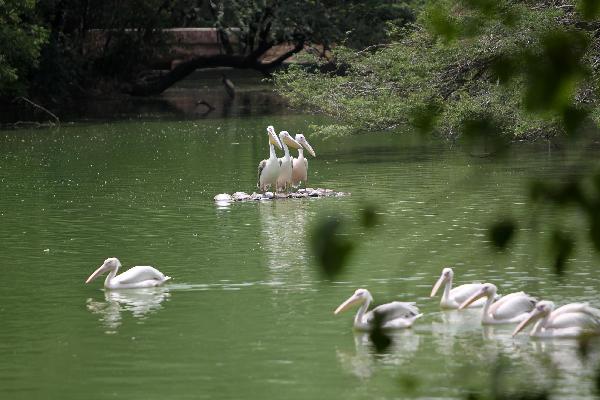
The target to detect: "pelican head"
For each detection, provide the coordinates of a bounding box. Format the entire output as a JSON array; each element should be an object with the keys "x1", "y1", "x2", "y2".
[
  {"x1": 267, "y1": 126, "x2": 283, "y2": 150},
  {"x1": 294, "y1": 134, "x2": 316, "y2": 157},
  {"x1": 279, "y1": 131, "x2": 302, "y2": 149},
  {"x1": 334, "y1": 288, "x2": 373, "y2": 314},
  {"x1": 430, "y1": 267, "x2": 454, "y2": 297},
  {"x1": 85, "y1": 257, "x2": 121, "y2": 283},
  {"x1": 458, "y1": 283, "x2": 497, "y2": 309},
  {"x1": 512, "y1": 300, "x2": 555, "y2": 337}
]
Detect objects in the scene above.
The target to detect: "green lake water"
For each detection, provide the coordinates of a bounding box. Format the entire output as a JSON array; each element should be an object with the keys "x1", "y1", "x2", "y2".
[{"x1": 1, "y1": 115, "x2": 599, "y2": 399}]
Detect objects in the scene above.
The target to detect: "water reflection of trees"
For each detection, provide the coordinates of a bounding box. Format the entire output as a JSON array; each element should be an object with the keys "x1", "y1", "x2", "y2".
[{"x1": 86, "y1": 287, "x2": 170, "y2": 332}]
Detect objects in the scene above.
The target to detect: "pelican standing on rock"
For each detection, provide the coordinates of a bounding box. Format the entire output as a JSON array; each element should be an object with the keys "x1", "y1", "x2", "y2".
[
  {"x1": 334, "y1": 288, "x2": 422, "y2": 330},
  {"x1": 276, "y1": 130, "x2": 302, "y2": 192},
  {"x1": 85, "y1": 257, "x2": 171, "y2": 289},
  {"x1": 430, "y1": 267, "x2": 490, "y2": 309},
  {"x1": 257, "y1": 126, "x2": 283, "y2": 192},
  {"x1": 459, "y1": 283, "x2": 536, "y2": 325},
  {"x1": 292, "y1": 134, "x2": 316, "y2": 188},
  {"x1": 512, "y1": 300, "x2": 600, "y2": 338}
]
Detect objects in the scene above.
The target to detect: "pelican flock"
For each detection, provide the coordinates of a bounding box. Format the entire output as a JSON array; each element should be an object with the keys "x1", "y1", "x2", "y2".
[
  {"x1": 85, "y1": 257, "x2": 171, "y2": 289},
  {"x1": 257, "y1": 125, "x2": 316, "y2": 193}
]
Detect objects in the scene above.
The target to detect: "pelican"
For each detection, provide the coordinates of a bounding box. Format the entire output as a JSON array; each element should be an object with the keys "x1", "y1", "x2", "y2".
[
  {"x1": 276, "y1": 130, "x2": 302, "y2": 192},
  {"x1": 430, "y1": 267, "x2": 490, "y2": 309},
  {"x1": 292, "y1": 134, "x2": 316, "y2": 187},
  {"x1": 458, "y1": 283, "x2": 536, "y2": 325},
  {"x1": 513, "y1": 301, "x2": 600, "y2": 338},
  {"x1": 85, "y1": 257, "x2": 171, "y2": 290},
  {"x1": 257, "y1": 126, "x2": 283, "y2": 192},
  {"x1": 334, "y1": 288, "x2": 422, "y2": 330}
]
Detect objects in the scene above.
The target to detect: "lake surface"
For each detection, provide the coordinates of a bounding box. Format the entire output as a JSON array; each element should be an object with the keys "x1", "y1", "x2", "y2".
[{"x1": 1, "y1": 116, "x2": 599, "y2": 400}]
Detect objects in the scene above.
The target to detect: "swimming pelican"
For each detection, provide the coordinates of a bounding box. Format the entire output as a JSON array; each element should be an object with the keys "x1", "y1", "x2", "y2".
[
  {"x1": 334, "y1": 288, "x2": 422, "y2": 330},
  {"x1": 257, "y1": 126, "x2": 283, "y2": 192},
  {"x1": 292, "y1": 134, "x2": 316, "y2": 187},
  {"x1": 276, "y1": 131, "x2": 302, "y2": 192},
  {"x1": 430, "y1": 267, "x2": 489, "y2": 309},
  {"x1": 512, "y1": 300, "x2": 600, "y2": 338},
  {"x1": 458, "y1": 283, "x2": 536, "y2": 325},
  {"x1": 85, "y1": 257, "x2": 171, "y2": 289}
]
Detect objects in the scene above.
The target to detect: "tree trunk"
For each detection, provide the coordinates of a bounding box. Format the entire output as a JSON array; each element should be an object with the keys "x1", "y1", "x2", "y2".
[{"x1": 129, "y1": 41, "x2": 305, "y2": 96}]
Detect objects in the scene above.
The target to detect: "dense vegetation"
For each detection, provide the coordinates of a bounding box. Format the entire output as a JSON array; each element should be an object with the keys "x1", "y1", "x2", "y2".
[
  {"x1": 0, "y1": 0, "x2": 414, "y2": 105},
  {"x1": 275, "y1": 0, "x2": 600, "y2": 141}
]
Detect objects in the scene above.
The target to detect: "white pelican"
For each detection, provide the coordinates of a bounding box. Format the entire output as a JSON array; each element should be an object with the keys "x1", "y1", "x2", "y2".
[
  {"x1": 276, "y1": 130, "x2": 302, "y2": 192},
  {"x1": 292, "y1": 134, "x2": 316, "y2": 187},
  {"x1": 458, "y1": 283, "x2": 536, "y2": 325},
  {"x1": 257, "y1": 126, "x2": 283, "y2": 192},
  {"x1": 334, "y1": 288, "x2": 422, "y2": 331},
  {"x1": 430, "y1": 267, "x2": 490, "y2": 309},
  {"x1": 85, "y1": 257, "x2": 171, "y2": 289},
  {"x1": 512, "y1": 300, "x2": 600, "y2": 338}
]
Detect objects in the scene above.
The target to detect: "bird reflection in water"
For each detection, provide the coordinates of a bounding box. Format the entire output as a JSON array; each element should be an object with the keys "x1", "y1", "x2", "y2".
[
  {"x1": 336, "y1": 331, "x2": 421, "y2": 380},
  {"x1": 86, "y1": 287, "x2": 170, "y2": 333},
  {"x1": 258, "y1": 200, "x2": 312, "y2": 286}
]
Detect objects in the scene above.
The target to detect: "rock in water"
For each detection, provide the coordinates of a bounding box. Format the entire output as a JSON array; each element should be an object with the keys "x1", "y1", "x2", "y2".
[
  {"x1": 214, "y1": 188, "x2": 349, "y2": 203},
  {"x1": 214, "y1": 193, "x2": 233, "y2": 202}
]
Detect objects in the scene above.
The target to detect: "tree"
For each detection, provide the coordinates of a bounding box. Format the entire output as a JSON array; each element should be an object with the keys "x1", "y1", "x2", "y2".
[
  {"x1": 0, "y1": 0, "x2": 48, "y2": 96},
  {"x1": 274, "y1": 0, "x2": 600, "y2": 141},
  {"x1": 129, "y1": 0, "x2": 417, "y2": 96}
]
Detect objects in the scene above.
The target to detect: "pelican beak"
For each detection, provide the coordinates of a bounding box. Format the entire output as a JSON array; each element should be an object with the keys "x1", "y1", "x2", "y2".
[
  {"x1": 300, "y1": 138, "x2": 316, "y2": 157},
  {"x1": 458, "y1": 288, "x2": 485, "y2": 310},
  {"x1": 283, "y1": 134, "x2": 302, "y2": 149},
  {"x1": 512, "y1": 308, "x2": 543, "y2": 337},
  {"x1": 334, "y1": 294, "x2": 362, "y2": 314},
  {"x1": 85, "y1": 262, "x2": 110, "y2": 284},
  {"x1": 430, "y1": 274, "x2": 447, "y2": 297},
  {"x1": 267, "y1": 126, "x2": 283, "y2": 150}
]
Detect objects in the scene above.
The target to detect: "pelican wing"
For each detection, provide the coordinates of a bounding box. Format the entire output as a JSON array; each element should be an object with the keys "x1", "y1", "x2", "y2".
[
  {"x1": 489, "y1": 292, "x2": 536, "y2": 320},
  {"x1": 112, "y1": 266, "x2": 166, "y2": 285},
  {"x1": 548, "y1": 303, "x2": 600, "y2": 329},
  {"x1": 547, "y1": 312, "x2": 600, "y2": 330},
  {"x1": 449, "y1": 283, "x2": 483, "y2": 304},
  {"x1": 366, "y1": 301, "x2": 420, "y2": 324},
  {"x1": 257, "y1": 159, "x2": 267, "y2": 187}
]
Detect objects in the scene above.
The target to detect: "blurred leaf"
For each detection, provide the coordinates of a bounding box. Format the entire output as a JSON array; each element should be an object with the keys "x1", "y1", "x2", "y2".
[
  {"x1": 561, "y1": 105, "x2": 590, "y2": 137},
  {"x1": 550, "y1": 230, "x2": 574, "y2": 276},
  {"x1": 491, "y1": 55, "x2": 518, "y2": 84},
  {"x1": 589, "y1": 215, "x2": 600, "y2": 252},
  {"x1": 398, "y1": 374, "x2": 420, "y2": 394},
  {"x1": 578, "y1": 0, "x2": 600, "y2": 20},
  {"x1": 523, "y1": 30, "x2": 590, "y2": 113},
  {"x1": 460, "y1": 114, "x2": 510, "y2": 157},
  {"x1": 427, "y1": 7, "x2": 459, "y2": 41},
  {"x1": 489, "y1": 219, "x2": 516, "y2": 250},
  {"x1": 360, "y1": 204, "x2": 379, "y2": 229},
  {"x1": 310, "y1": 216, "x2": 355, "y2": 279},
  {"x1": 369, "y1": 309, "x2": 392, "y2": 353},
  {"x1": 528, "y1": 179, "x2": 584, "y2": 206},
  {"x1": 411, "y1": 100, "x2": 442, "y2": 135}
]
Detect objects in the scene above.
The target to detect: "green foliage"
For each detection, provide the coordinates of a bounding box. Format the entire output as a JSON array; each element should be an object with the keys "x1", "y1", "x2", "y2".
[
  {"x1": 489, "y1": 219, "x2": 516, "y2": 250},
  {"x1": 0, "y1": 0, "x2": 48, "y2": 96},
  {"x1": 275, "y1": 1, "x2": 600, "y2": 141},
  {"x1": 310, "y1": 216, "x2": 355, "y2": 279}
]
